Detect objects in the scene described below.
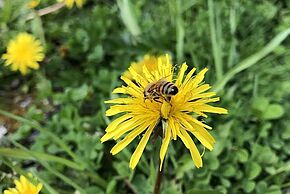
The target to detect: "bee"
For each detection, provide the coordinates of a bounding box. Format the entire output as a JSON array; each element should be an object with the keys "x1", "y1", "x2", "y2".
[{"x1": 144, "y1": 78, "x2": 178, "y2": 103}]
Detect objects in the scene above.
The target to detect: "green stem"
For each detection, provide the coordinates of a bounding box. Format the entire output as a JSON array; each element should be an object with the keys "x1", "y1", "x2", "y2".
[{"x1": 153, "y1": 161, "x2": 164, "y2": 194}]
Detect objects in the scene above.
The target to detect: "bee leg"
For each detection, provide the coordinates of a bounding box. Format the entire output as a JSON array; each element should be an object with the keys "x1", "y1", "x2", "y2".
[
  {"x1": 153, "y1": 97, "x2": 162, "y2": 103},
  {"x1": 163, "y1": 96, "x2": 171, "y2": 103}
]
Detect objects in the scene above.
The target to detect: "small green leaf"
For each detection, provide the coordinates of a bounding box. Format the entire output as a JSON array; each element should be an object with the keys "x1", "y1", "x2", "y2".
[
  {"x1": 262, "y1": 104, "x2": 284, "y2": 120},
  {"x1": 246, "y1": 161, "x2": 262, "y2": 180},
  {"x1": 221, "y1": 178, "x2": 231, "y2": 188},
  {"x1": 208, "y1": 155, "x2": 220, "y2": 170},
  {"x1": 282, "y1": 125, "x2": 290, "y2": 139},
  {"x1": 132, "y1": 174, "x2": 152, "y2": 194},
  {"x1": 242, "y1": 180, "x2": 256, "y2": 193},
  {"x1": 0, "y1": 0, "x2": 12, "y2": 23},
  {"x1": 176, "y1": 156, "x2": 195, "y2": 179},
  {"x1": 221, "y1": 164, "x2": 236, "y2": 177},
  {"x1": 251, "y1": 97, "x2": 269, "y2": 112},
  {"x1": 70, "y1": 84, "x2": 89, "y2": 101},
  {"x1": 113, "y1": 161, "x2": 131, "y2": 177},
  {"x1": 31, "y1": 14, "x2": 45, "y2": 45},
  {"x1": 266, "y1": 185, "x2": 281, "y2": 194},
  {"x1": 236, "y1": 149, "x2": 249, "y2": 163},
  {"x1": 88, "y1": 45, "x2": 104, "y2": 62},
  {"x1": 106, "y1": 180, "x2": 117, "y2": 194},
  {"x1": 162, "y1": 183, "x2": 180, "y2": 194},
  {"x1": 256, "y1": 181, "x2": 267, "y2": 194}
]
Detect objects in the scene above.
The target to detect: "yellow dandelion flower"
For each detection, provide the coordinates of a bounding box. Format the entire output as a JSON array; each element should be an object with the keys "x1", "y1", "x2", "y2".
[
  {"x1": 27, "y1": 0, "x2": 40, "y2": 9},
  {"x1": 4, "y1": 174, "x2": 43, "y2": 194},
  {"x1": 123, "y1": 54, "x2": 171, "y2": 80},
  {"x1": 2, "y1": 33, "x2": 44, "y2": 75},
  {"x1": 101, "y1": 54, "x2": 228, "y2": 170},
  {"x1": 61, "y1": 0, "x2": 85, "y2": 8}
]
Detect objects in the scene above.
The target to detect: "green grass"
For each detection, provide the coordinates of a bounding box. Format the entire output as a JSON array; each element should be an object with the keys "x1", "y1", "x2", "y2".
[{"x1": 1, "y1": 0, "x2": 290, "y2": 194}]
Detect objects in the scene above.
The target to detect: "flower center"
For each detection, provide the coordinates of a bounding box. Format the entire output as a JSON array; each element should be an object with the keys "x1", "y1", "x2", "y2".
[
  {"x1": 161, "y1": 101, "x2": 172, "y2": 119},
  {"x1": 17, "y1": 44, "x2": 31, "y2": 60}
]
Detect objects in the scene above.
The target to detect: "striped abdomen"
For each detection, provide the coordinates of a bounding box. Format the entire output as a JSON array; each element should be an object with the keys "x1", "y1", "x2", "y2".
[{"x1": 159, "y1": 80, "x2": 178, "y2": 96}]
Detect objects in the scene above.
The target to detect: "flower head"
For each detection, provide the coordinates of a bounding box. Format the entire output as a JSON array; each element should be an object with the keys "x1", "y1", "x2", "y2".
[
  {"x1": 62, "y1": 0, "x2": 85, "y2": 8},
  {"x1": 101, "y1": 54, "x2": 228, "y2": 169},
  {"x1": 123, "y1": 54, "x2": 171, "y2": 80},
  {"x1": 4, "y1": 174, "x2": 42, "y2": 194},
  {"x1": 27, "y1": 0, "x2": 40, "y2": 9},
  {"x1": 2, "y1": 33, "x2": 44, "y2": 75}
]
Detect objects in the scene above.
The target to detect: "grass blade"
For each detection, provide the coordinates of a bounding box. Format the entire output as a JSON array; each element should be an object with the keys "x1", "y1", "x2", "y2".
[
  {"x1": 208, "y1": 0, "x2": 223, "y2": 80},
  {"x1": 10, "y1": 139, "x2": 87, "y2": 194},
  {"x1": 31, "y1": 171, "x2": 59, "y2": 194},
  {"x1": 0, "y1": 108, "x2": 83, "y2": 167},
  {"x1": 0, "y1": 148, "x2": 83, "y2": 170},
  {"x1": 213, "y1": 27, "x2": 290, "y2": 92},
  {"x1": 117, "y1": 0, "x2": 141, "y2": 37},
  {"x1": 176, "y1": 0, "x2": 185, "y2": 63},
  {"x1": 1, "y1": 158, "x2": 59, "y2": 194}
]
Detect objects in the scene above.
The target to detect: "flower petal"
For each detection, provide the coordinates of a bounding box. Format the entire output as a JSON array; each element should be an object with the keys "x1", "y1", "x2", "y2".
[
  {"x1": 101, "y1": 115, "x2": 146, "y2": 142},
  {"x1": 110, "y1": 121, "x2": 156, "y2": 155},
  {"x1": 129, "y1": 122, "x2": 156, "y2": 169},
  {"x1": 168, "y1": 117, "x2": 177, "y2": 140},
  {"x1": 105, "y1": 114, "x2": 133, "y2": 132},
  {"x1": 183, "y1": 67, "x2": 196, "y2": 84},
  {"x1": 179, "y1": 128, "x2": 202, "y2": 168},
  {"x1": 105, "y1": 98, "x2": 135, "y2": 104},
  {"x1": 112, "y1": 87, "x2": 126, "y2": 94},
  {"x1": 121, "y1": 76, "x2": 143, "y2": 93},
  {"x1": 113, "y1": 116, "x2": 151, "y2": 140},
  {"x1": 187, "y1": 122, "x2": 216, "y2": 150},
  {"x1": 159, "y1": 122, "x2": 171, "y2": 170},
  {"x1": 195, "y1": 104, "x2": 228, "y2": 114},
  {"x1": 175, "y1": 63, "x2": 188, "y2": 87}
]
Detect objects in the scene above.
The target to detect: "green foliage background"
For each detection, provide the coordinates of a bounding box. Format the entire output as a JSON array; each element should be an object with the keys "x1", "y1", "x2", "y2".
[{"x1": 0, "y1": 0, "x2": 290, "y2": 193}]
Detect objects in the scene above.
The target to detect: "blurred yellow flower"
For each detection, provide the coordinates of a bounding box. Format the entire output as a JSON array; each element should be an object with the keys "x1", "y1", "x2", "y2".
[
  {"x1": 101, "y1": 54, "x2": 228, "y2": 169},
  {"x1": 27, "y1": 0, "x2": 40, "y2": 8},
  {"x1": 123, "y1": 54, "x2": 171, "y2": 80},
  {"x1": 2, "y1": 33, "x2": 44, "y2": 75},
  {"x1": 62, "y1": 0, "x2": 85, "y2": 8},
  {"x1": 4, "y1": 174, "x2": 42, "y2": 194}
]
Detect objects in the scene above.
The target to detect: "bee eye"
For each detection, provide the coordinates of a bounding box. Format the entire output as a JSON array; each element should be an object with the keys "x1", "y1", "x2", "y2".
[{"x1": 170, "y1": 86, "x2": 178, "y2": 95}]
